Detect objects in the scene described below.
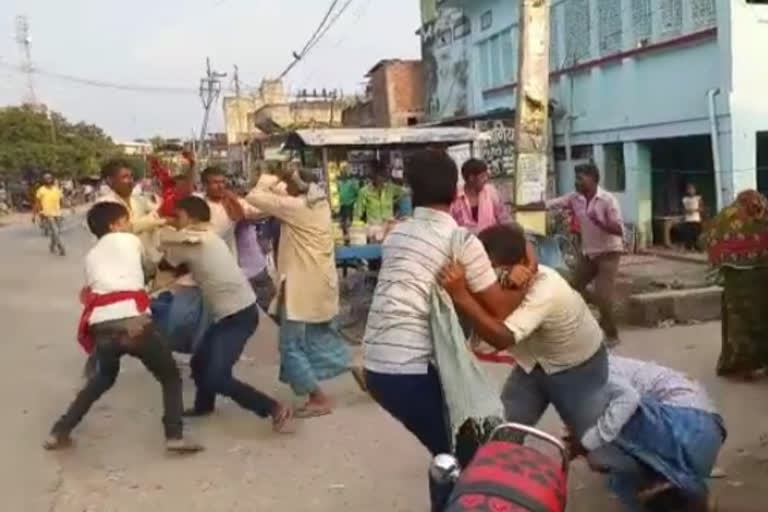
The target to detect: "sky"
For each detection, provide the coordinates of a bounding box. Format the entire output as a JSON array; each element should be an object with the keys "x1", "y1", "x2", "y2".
[{"x1": 0, "y1": 0, "x2": 422, "y2": 140}]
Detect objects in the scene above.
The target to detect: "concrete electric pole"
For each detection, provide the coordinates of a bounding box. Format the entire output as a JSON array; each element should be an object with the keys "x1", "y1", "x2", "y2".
[
  {"x1": 514, "y1": 0, "x2": 550, "y2": 234},
  {"x1": 198, "y1": 57, "x2": 227, "y2": 160}
]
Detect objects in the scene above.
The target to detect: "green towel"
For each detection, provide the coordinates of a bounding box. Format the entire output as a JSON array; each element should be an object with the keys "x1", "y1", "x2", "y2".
[{"x1": 430, "y1": 228, "x2": 505, "y2": 456}]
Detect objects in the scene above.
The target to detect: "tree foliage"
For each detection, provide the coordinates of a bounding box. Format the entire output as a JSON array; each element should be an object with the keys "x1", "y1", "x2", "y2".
[{"x1": 0, "y1": 105, "x2": 116, "y2": 180}]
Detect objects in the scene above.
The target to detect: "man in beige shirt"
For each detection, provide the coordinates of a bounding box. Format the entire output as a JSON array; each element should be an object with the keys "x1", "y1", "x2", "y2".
[
  {"x1": 439, "y1": 222, "x2": 610, "y2": 440},
  {"x1": 97, "y1": 158, "x2": 167, "y2": 264},
  {"x1": 246, "y1": 168, "x2": 353, "y2": 417}
]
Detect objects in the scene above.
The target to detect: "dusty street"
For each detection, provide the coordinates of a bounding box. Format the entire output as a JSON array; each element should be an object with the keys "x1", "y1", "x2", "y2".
[{"x1": 2, "y1": 218, "x2": 767, "y2": 511}]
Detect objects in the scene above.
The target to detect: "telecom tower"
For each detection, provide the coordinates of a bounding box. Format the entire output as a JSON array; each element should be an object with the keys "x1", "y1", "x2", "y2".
[{"x1": 15, "y1": 15, "x2": 38, "y2": 107}]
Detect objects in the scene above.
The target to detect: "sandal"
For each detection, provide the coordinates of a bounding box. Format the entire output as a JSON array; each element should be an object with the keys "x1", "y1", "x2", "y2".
[
  {"x1": 295, "y1": 404, "x2": 333, "y2": 419},
  {"x1": 272, "y1": 404, "x2": 295, "y2": 433}
]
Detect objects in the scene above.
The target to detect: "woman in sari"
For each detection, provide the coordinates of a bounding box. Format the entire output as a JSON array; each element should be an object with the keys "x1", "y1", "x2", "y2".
[{"x1": 703, "y1": 190, "x2": 768, "y2": 379}]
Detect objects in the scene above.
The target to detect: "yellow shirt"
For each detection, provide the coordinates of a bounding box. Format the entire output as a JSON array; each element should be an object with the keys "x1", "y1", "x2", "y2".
[{"x1": 36, "y1": 186, "x2": 63, "y2": 217}]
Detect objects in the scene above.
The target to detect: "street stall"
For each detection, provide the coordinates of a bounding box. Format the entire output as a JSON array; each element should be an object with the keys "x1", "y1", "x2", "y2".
[
  {"x1": 283, "y1": 127, "x2": 479, "y2": 266},
  {"x1": 283, "y1": 127, "x2": 479, "y2": 338}
]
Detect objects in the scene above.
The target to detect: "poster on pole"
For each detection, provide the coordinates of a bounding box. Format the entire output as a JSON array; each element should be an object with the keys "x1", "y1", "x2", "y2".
[{"x1": 515, "y1": 153, "x2": 547, "y2": 204}]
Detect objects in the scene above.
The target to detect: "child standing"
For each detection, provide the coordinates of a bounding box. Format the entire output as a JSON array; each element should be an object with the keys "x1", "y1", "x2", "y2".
[
  {"x1": 161, "y1": 197, "x2": 292, "y2": 431},
  {"x1": 45, "y1": 202, "x2": 202, "y2": 453}
]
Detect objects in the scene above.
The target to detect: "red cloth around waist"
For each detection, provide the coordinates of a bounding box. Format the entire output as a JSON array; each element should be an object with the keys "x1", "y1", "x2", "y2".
[
  {"x1": 77, "y1": 289, "x2": 150, "y2": 354},
  {"x1": 473, "y1": 350, "x2": 516, "y2": 366}
]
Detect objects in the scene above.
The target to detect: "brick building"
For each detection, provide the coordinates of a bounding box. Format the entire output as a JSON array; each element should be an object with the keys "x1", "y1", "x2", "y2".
[{"x1": 344, "y1": 59, "x2": 426, "y2": 128}]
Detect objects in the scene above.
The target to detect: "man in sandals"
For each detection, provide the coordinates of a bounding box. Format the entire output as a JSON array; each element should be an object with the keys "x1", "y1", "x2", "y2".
[{"x1": 246, "y1": 166, "x2": 361, "y2": 418}]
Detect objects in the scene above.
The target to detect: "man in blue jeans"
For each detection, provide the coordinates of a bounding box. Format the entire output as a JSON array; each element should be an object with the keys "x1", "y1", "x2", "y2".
[
  {"x1": 161, "y1": 197, "x2": 292, "y2": 432},
  {"x1": 362, "y1": 151, "x2": 511, "y2": 457},
  {"x1": 438, "y1": 222, "x2": 610, "y2": 442}
]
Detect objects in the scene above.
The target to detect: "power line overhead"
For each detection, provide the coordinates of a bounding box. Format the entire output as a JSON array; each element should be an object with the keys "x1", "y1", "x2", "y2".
[
  {"x1": 279, "y1": 0, "x2": 354, "y2": 79},
  {"x1": 0, "y1": 59, "x2": 200, "y2": 95}
]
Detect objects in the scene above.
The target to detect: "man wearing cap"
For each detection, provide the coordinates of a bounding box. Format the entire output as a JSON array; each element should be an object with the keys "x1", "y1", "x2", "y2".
[{"x1": 246, "y1": 167, "x2": 359, "y2": 417}]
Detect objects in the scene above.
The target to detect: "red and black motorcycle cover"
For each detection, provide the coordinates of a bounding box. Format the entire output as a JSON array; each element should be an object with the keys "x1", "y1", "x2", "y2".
[{"x1": 445, "y1": 441, "x2": 567, "y2": 512}]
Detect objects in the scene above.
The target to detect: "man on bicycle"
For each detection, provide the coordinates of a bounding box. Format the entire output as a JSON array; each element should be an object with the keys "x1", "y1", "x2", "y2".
[{"x1": 34, "y1": 173, "x2": 66, "y2": 256}]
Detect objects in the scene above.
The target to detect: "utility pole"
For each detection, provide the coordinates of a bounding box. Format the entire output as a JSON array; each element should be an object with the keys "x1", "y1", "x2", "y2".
[
  {"x1": 514, "y1": 0, "x2": 550, "y2": 234},
  {"x1": 15, "y1": 15, "x2": 37, "y2": 107},
  {"x1": 198, "y1": 57, "x2": 227, "y2": 161},
  {"x1": 231, "y1": 64, "x2": 251, "y2": 178},
  {"x1": 233, "y1": 64, "x2": 241, "y2": 97}
]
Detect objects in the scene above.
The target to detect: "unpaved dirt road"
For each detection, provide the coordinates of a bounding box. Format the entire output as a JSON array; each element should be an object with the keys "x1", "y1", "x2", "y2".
[{"x1": 1, "y1": 218, "x2": 767, "y2": 511}]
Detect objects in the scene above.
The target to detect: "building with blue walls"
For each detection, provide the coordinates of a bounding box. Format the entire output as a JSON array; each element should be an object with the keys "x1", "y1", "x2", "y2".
[{"x1": 420, "y1": 0, "x2": 768, "y2": 247}]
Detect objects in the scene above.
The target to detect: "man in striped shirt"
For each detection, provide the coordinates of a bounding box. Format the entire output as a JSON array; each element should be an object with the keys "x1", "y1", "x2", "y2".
[{"x1": 363, "y1": 150, "x2": 508, "y2": 456}]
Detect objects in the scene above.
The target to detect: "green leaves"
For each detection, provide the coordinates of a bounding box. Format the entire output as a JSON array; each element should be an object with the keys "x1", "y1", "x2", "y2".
[{"x1": 0, "y1": 105, "x2": 116, "y2": 179}]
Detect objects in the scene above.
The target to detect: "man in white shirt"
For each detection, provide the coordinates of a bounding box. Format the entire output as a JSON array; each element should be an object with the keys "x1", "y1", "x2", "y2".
[
  {"x1": 201, "y1": 166, "x2": 275, "y2": 312},
  {"x1": 200, "y1": 166, "x2": 251, "y2": 252},
  {"x1": 439, "y1": 222, "x2": 610, "y2": 442},
  {"x1": 363, "y1": 150, "x2": 509, "y2": 456},
  {"x1": 679, "y1": 183, "x2": 704, "y2": 251},
  {"x1": 45, "y1": 202, "x2": 201, "y2": 454}
]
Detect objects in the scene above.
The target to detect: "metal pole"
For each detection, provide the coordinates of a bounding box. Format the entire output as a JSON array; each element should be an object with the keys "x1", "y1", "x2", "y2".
[{"x1": 707, "y1": 88, "x2": 724, "y2": 211}]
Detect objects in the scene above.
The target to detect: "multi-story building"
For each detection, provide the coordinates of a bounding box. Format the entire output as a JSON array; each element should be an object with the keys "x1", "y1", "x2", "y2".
[
  {"x1": 222, "y1": 78, "x2": 343, "y2": 172},
  {"x1": 342, "y1": 59, "x2": 427, "y2": 128},
  {"x1": 421, "y1": 0, "x2": 768, "y2": 246},
  {"x1": 116, "y1": 140, "x2": 153, "y2": 157}
]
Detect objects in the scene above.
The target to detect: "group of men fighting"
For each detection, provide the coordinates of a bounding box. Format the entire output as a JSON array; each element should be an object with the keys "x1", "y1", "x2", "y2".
[{"x1": 40, "y1": 150, "x2": 724, "y2": 511}]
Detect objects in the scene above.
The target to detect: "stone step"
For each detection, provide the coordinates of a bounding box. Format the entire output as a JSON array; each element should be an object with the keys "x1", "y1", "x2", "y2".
[{"x1": 626, "y1": 286, "x2": 722, "y2": 327}]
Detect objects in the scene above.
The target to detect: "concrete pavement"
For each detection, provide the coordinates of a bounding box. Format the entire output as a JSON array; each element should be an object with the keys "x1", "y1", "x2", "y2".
[{"x1": 1, "y1": 219, "x2": 767, "y2": 511}]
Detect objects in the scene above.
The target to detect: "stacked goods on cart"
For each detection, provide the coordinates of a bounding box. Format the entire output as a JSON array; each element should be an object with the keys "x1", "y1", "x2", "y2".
[
  {"x1": 326, "y1": 161, "x2": 342, "y2": 212},
  {"x1": 348, "y1": 221, "x2": 367, "y2": 246},
  {"x1": 332, "y1": 221, "x2": 345, "y2": 246}
]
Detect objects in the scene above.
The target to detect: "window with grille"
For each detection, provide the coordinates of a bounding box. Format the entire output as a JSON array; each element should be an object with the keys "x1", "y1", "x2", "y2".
[
  {"x1": 598, "y1": 0, "x2": 622, "y2": 55},
  {"x1": 660, "y1": 0, "x2": 683, "y2": 37},
  {"x1": 550, "y1": 6, "x2": 560, "y2": 70},
  {"x1": 478, "y1": 30, "x2": 516, "y2": 91},
  {"x1": 603, "y1": 143, "x2": 626, "y2": 192},
  {"x1": 631, "y1": 0, "x2": 652, "y2": 45},
  {"x1": 565, "y1": 0, "x2": 591, "y2": 63},
  {"x1": 489, "y1": 34, "x2": 503, "y2": 87},
  {"x1": 691, "y1": 0, "x2": 716, "y2": 29},
  {"x1": 501, "y1": 29, "x2": 516, "y2": 84},
  {"x1": 479, "y1": 40, "x2": 492, "y2": 90},
  {"x1": 481, "y1": 10, "x2": 493, "y2": 31}
]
